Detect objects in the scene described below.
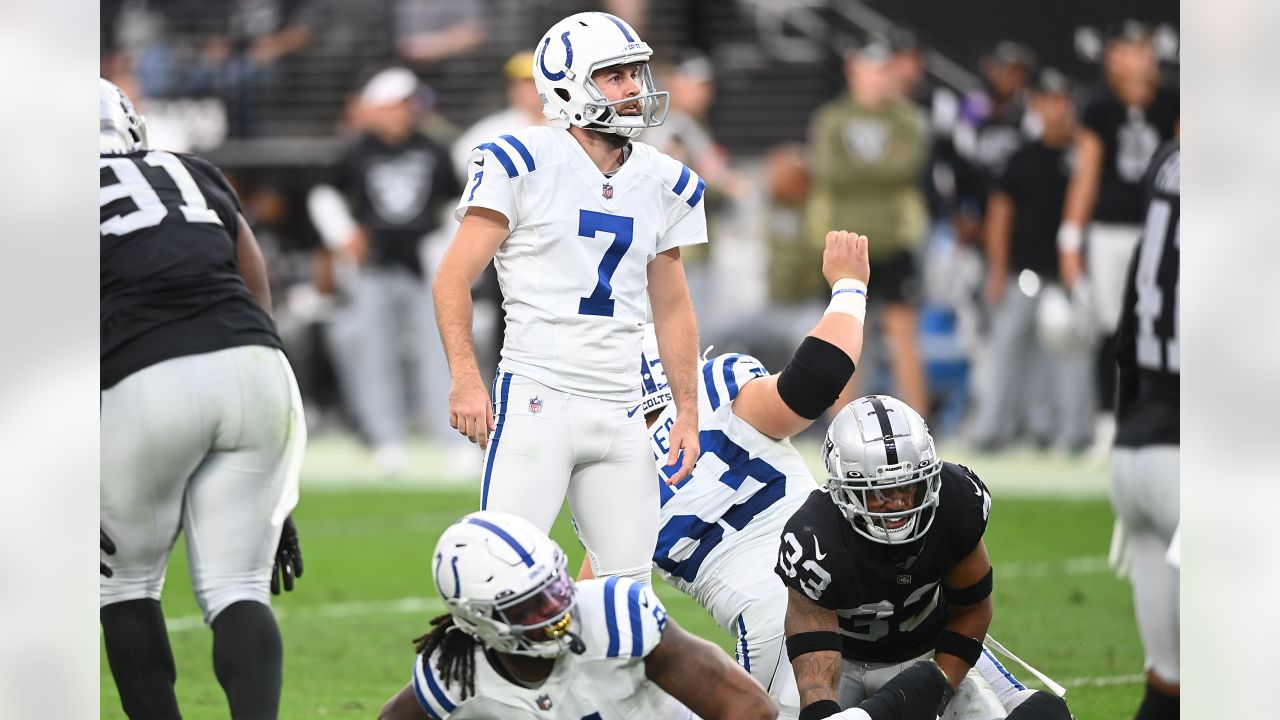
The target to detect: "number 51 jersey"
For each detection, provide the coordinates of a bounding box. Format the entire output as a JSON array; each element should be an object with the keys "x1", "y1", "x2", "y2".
[{"x1": 455, "y1": 126, "x2": 708, "y2": 401}]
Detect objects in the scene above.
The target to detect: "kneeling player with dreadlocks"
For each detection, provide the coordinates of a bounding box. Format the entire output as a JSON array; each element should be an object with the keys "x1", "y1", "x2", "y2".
[
  {"x1": 380, "y1": 511, "x2": 776, "y2": 719},
  {"x1": 777, "y1": 396, "x2": 1073, "y2": 720}
]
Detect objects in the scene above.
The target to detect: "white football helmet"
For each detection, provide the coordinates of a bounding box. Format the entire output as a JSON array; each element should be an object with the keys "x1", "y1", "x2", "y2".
[
  {"x1": 533, "y1": 12, "x2": 669, "y2": 137},
  {"x1": 638, "y1": 323, "x2": 673, "y2": 415},
  {"x1": 432, "y1": 511, "x2": 579, "y2": 658},
  {"x1": 823, "y1": 395, "x2": 943, "y2": 545},
  {"x1": 100, "y1": 78, "x2": 148, "y2": 154}
]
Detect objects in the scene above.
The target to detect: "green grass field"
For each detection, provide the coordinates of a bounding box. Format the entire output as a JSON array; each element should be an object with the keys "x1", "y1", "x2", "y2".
[{"x1": 100, "y1": 439, "x2": 1145, "y2": 719}]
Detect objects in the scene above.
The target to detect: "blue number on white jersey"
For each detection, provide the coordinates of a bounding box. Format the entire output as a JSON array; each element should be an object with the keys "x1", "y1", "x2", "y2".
[{"x1": 576, "y1": 210, "x2": 634, "y2": 317}]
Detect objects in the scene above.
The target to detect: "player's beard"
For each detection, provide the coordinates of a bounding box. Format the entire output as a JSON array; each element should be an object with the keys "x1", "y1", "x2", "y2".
[{"x1": 590, "y1": 127, "x2": 633, "y2": 149}]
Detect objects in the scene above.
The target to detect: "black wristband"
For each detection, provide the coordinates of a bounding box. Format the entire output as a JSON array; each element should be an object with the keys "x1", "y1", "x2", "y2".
[
  {"x1": 786, "y1": 630, "x2": 844, "y2": 661},
  {"x1": 935, "y1": 630, "x2": 983, "y2": 667},
  {"x1": 799, "y1": 699, "x2": 842, "y2": 720},
  {"x1": 943, "y1": 567, "x2": 993, "y2": 606},
  {"x1": 777, "y1": 336, "x2": 856, "y2": 419}
]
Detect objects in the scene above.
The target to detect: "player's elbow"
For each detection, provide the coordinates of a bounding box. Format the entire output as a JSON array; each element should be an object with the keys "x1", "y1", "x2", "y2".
[{"x1": 720, "y1": 694, "x2": 778, "y2": 720}]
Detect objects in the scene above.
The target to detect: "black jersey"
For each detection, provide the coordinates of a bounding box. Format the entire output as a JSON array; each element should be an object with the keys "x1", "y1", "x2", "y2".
[
  {"x1": 327, "y1": 132, "x2": 461, "y2": 275},
  {"x1": 100, "y1": 150, "x2": 281, "y2": 389},
  {"x1": 1081, "y1": 84, "x2": 1179, "y2": 224},
  {"x1": 996, "y1": 140, "x2": 1072, "y2": 278},
  {"x1": 1115, "y1": 141, "x2": 1179, "y2": 447},
  {"x1": 775, "y1": 462, "x2": 991, "y2": 663}
]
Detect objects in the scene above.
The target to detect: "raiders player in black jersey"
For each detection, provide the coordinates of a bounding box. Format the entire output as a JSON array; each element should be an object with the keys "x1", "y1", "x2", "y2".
[
  {"x1": 100, "y1": 78, "x2": 305, "y2": 720},
  {"x1": 775, "y1": 395, "x2": 1071, "y2": 720},
  {"x1": 1110, "y1": 139, "x2": 1179, "y2": 720}
]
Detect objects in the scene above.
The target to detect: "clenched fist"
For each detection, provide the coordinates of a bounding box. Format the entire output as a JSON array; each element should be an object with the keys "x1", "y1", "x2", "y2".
[{"x1": 822, "y1": 230, "x2": 870, "y2": 288}]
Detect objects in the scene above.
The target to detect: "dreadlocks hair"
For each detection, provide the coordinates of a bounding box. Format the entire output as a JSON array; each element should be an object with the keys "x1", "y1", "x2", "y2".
[{"x1": 412, "y1": 613, "x2": 480, "y2": 700}]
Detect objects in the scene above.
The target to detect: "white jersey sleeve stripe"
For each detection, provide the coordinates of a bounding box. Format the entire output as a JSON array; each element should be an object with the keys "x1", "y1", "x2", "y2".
[
  {"x1": 499, "y1": 134, "x2": 536, "y2": 173},
  {"x1": 477, "y1": 141, "x2": 520, "y2": 178},
  {"x1": 412, "y1": 654, "x2": 454, "y2": 718},
  {"x1": 670, "y1": 163, "x2": 706, "y2": 208}
]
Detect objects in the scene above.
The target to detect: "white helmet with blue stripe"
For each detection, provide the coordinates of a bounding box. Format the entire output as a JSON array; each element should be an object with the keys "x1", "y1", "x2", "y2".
[
  {"x1": 432, "y1": 511, "x2": 579, "y2": 657},
  {"x1": 533, "y1": 12, "x2": 669, "y2": 138}
]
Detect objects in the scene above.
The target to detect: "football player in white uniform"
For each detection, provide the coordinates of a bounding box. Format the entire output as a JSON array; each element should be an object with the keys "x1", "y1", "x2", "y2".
[
  {"x1": 433, "y1": 12, "x2": 703, "y2": 586},
  {"x1": 580, "y1": 230, "x2": 870, "y2": 719},
  {"x1": 379, "y1": 511, "x2": 776, "y2": 719}
]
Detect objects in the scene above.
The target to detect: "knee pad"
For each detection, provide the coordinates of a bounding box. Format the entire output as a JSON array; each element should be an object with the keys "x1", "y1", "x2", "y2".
[
  {"x1": 595, "y1": 563, "x2": 652, "y2": 586},
  {"x1": 201, "y1": 586, "x2": 271, "y2": 625}
]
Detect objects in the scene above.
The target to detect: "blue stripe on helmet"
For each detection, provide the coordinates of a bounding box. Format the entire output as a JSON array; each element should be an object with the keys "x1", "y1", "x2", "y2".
[
  {"x1": 600, "y1": 13, "x2": 636, "y2": 42},
  {"x1": 500, "y1": 134, "x2": 535, "y2": 173},
  {"x1": 465, "y1": 516, "x2": 535, "y2": 567}
]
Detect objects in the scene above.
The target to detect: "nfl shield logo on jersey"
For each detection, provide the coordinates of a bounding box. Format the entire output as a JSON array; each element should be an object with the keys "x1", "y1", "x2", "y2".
[
  {"x1": 529, "y1": 396, "x2": 544, "y2": 414},
  {"x1": 602, "y1": 183, "x2": 614, "y2": 199},
  {"x1": 536, "y1": 694, "x2": 553, "y2": 710},
  {"x1": 897, "y1": 574, "x2": 912, "y2": 585}
]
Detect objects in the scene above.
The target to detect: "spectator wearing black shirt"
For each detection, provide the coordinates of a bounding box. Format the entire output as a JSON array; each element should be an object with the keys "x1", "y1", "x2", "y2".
[
  {"x1": 1058, "y1": 20, "x2": 1179, "y2": 413},
  {"x1": 972, "y1": 69, "x2": 1094, "y2": 452},
  {"x1": 307, "y1": 67, "x2": 467, "y2": 477}
]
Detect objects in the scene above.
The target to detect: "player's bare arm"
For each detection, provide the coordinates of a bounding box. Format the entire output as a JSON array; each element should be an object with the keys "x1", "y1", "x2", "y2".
[
  {"x1": 378, "y1": 682, "x2": 430, "y2": 720},
  {"x1": 784, "y1": 587, "x2": 843, "y2": 709},
  {"x1": 935, "y1": 539, "x2": 995, "y2": 688},
  {"x1": 1058, "y1": 127, "x2": 1102, "y2": 289},
  {"x1": 235, "y1": 214, "x2": 273, "y2": 317},
  {"x1": 734, "y1": 230, "x2": 868, "y2": 441},
  {"x1": 433, "y1": 206, "x2": 509, "y2": 447},
  {"x1": 644, "y1": 616, "x2": 778, "y2": 720},
  {"x1": 647, "y1": 247, "x2": 700, "y2": 484}
]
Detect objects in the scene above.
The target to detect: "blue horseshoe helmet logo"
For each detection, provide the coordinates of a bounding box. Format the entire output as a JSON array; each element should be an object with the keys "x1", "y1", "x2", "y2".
[{"x1": 539, "y1": 31, "x2": 573, "y2": 81}]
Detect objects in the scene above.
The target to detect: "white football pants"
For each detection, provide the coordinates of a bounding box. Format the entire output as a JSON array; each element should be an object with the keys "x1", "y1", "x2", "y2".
[
  {"x1": 481, "y1": 370, "x2": 658, "y2": 579},
  {"x1": 1086, "y1": 223, "x2": 1143, "y2": 334},
  {"x1": 1110, "y1": 445, "x2": 1180, "y2": 684},
  {"x1": 100, "y1": 345, "x2": 306, "y2": 624}
]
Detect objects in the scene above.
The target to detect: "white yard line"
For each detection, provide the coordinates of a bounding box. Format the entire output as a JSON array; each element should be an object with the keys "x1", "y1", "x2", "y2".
[
  {"x1": 1061, "y1": 674, "x2": 1145, "y2": 688},
  {"x1": 167, "y1": 596, "x2": 445, "y2": 633},
  {"x1": 167, "y1": 558, "x2": 1114, "y2": 632}
]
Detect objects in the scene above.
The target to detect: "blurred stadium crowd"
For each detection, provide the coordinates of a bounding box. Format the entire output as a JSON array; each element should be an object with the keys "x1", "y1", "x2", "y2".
[{"x1": 99, "y1": 0, "x2": 1178, "y2": 477}]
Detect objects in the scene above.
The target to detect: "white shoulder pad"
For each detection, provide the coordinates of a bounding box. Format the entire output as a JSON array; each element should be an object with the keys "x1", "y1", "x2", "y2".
[
  {"x1": 701, "y1": 353, "x2": 769, "y2": 412},
  {"x1": 412, "y1": 649, "x2": 466, "y2": 719},
  {"x1": 574, "y1": 577, "x2": 668, "y2": 660}
]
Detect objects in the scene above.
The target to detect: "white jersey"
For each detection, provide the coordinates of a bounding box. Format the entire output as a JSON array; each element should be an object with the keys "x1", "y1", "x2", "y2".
[
  {"x1": 650, "y1": 353, "x2": 819, "y2": 604},
  {"x1": 411, "y1": 577, "x2": 691, "y2": 720},
  {"x1": 455, "y1": 125, "x2": 708, "y2": 401}
]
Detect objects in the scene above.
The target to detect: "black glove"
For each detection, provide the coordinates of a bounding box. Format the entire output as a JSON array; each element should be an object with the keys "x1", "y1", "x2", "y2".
[
  {"x1": 857, "y1": 659, "x2": 950, "y2": 720},
  {"x1": 271, "y1": 515, "x2": 303, "y2": 595},
  {"x1": 100, "y1": 529, "x2": 116, "y2": 577}
]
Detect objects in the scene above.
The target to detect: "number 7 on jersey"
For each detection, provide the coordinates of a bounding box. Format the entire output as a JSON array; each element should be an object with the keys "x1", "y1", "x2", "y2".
[{"x1": 577, "y1": 209, "x2": 634, "y2": 317}]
